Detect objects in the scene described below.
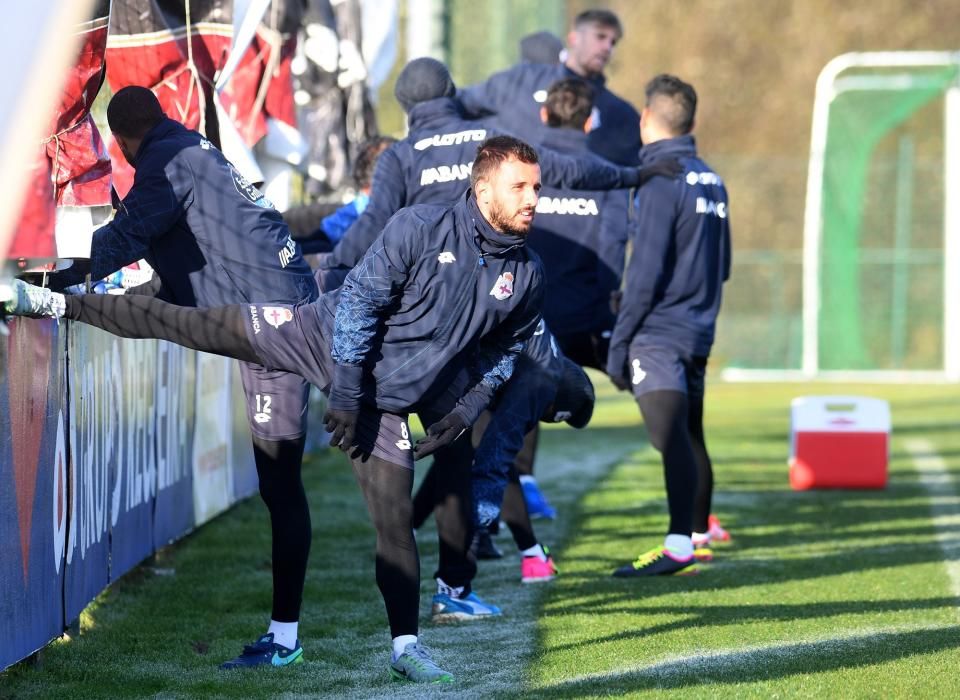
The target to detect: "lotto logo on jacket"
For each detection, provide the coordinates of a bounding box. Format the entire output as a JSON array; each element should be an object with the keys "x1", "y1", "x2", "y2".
[{"x1": 413, "y1": 129, "x2": 486, "y2": 150}]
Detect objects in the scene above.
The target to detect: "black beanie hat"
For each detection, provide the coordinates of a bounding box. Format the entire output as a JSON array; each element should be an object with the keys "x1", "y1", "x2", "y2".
[
  {"x1": 394, "y1": 57, "x2": 456, "y2": 114},
  {"x1": 519, "y1": 31, "x2": 563, "y2": 65},
  {"x1": 545, "y1": 357, "x2": 595, "y2": 429}
]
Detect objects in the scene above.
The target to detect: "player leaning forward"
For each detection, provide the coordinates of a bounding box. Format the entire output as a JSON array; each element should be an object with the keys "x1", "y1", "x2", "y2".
[{"x1": 4, "y1": 136, "x2": 546, "y2": 684}]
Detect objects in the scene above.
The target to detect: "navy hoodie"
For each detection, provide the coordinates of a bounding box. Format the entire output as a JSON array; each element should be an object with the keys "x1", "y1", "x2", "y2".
[
  {"x1": 527, "y1": 126, "x2": 629, "y2": 336},
  {"x1": 608, "y1": 135, "x2": 731, "y2": 364},
  {"x1": 57, "y1": 118, "x2": 316, "y2": 307},
  {"x1": 459, "y1": 61, "x2": 641, "y2": 166},
  {"x1": 325, "y1": 96, "x2": 640, "y2": 280},
  {"x1": 305, "y1": 191, "x2": 544, "y2": 425}
]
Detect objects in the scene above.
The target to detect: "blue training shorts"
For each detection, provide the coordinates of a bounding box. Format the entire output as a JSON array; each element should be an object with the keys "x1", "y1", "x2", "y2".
[{"x1": 627, "y1": 342, "x2": 707, "y2": 401}]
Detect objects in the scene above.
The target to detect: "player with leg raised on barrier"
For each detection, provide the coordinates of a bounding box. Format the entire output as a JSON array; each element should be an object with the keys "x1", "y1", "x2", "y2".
[
  {"x1": 3, "y1": 135, "x2": 548, "y2": 684},
  {"x1": 35, "y1": 85, "x2": 319, "y2": 669}
]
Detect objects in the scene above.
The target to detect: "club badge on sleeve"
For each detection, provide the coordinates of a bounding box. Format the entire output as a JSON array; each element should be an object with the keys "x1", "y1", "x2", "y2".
[{"x1": 489, "y1": 272, "x2": 514, "y2": 301}]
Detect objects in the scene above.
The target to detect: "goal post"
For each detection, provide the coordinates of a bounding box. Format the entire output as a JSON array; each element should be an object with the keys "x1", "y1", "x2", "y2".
[{"x1": 724, "y1": 51, "x2": 960, "y2": 383}]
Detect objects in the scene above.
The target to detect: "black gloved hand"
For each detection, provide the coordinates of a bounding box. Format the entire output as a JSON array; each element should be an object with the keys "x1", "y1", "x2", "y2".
[
  {"x1": 609, "y1": 372, "x2": 630, "y2": 392},
  {"x1": 413, "y1": 413, "x2": 468, "y2": 460},
  {"x1": 324, "y1": 408, "x2": 358, "y2": 452},
  {"x1": 609, "y1": 289, "x2": 623, "y2": 315},
  {"x1": 605, "y1": 349, "x2": 631, "y2": 392},
  {"x1": 637, "y1": 158, "x2": 683, "y2": 186}
]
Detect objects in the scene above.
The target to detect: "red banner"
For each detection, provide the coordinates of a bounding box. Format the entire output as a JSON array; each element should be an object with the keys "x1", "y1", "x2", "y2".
[
  {"x1": 47, "y1": 14, "x2": 112, "y2": 208},
  {"x1": 7, "y1": 153, "x2": 56, "y2": 260},
  {"x1": 106, "y1": 0, "x2": 233, "y2": 196},
  {"x1": 8, "y1": 2, "x2": 111, "y2": 260},
  {"x1": 218, "y1": 27, "x2": 298, "y2": 147}
]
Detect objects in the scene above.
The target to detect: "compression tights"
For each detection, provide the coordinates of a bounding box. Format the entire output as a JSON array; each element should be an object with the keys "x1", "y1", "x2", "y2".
[
  {"x1": 351, "y1": 455, "x2": 420, "y2": 637},
  {"x1": 636, "y1": 390, "x2": 699, "y2": 537},
  {"x1": 687, "y1": 394, "x2": 713, "y2": 534},
  {"x1": 63, "y1": 293, "x2": 259, "y2": 362},
  {"x1": 254, "y1": 434, "x2": 310, "y2": 623},
  {"x1": 65, "y1": 294, "x2": 314, "y2": 623}
]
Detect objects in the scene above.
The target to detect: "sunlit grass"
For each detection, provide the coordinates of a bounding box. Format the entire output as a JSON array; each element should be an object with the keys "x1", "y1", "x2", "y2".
[{"x1": 2, "y1": 380, "x2": 959, "y2": 698}]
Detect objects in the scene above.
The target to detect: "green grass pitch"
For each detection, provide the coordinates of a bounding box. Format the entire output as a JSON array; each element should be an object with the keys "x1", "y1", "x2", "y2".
[{"x1": 3, "y1": 378, "x2": 959, "y2": 698}]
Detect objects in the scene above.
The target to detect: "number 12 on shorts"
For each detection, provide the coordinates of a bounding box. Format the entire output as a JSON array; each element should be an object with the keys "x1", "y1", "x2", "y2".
[{"x1": 254, "y1": 394, "x2": 272, "y2": 424}]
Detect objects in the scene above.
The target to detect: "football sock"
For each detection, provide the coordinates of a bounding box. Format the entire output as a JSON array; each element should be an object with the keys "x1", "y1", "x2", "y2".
[
  {"x1": 267, "y1": 620, "x2": 298, "y2": 651},
  {"x1": 436, "y1": 577, "x2": 465, "y2": 598},
  {"x1": 664, "y1": 534, "x2": 694, "y2": 558},
  {"x1": 392, "y1": 635, "x2": 418, "y2": 662},
  {"x1": 254, "y1": 435, "x2": 311, "y2": 624},
  {"x1": 521, "y1": 544, "x2": 548, "y2": 561},
  {"x1": 350, "y1": 455, "x2": 419, "y2": 639}
]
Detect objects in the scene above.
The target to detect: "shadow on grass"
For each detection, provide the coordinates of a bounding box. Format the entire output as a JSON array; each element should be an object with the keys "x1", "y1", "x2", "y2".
[
  {"x1": 888, "y1": 421, "x2": 960, "y2": 436},
  {"x1": 527, "y1": 412, "x2": 960, "y2": 693},
  {"x1": 542, "y1": 596, "x2": 960, "y2": 653},
  {"x1": 550, "y1": 536, "x2": 955, "y2": 594},
  {"x1": 531, "y1": 625, "x2": 960, "y2": 696}
]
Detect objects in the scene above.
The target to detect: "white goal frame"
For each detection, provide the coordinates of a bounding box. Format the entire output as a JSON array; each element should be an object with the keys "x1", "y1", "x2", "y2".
[{"x1": 724, "y1": 51, "x2": 960, "y2": 383}]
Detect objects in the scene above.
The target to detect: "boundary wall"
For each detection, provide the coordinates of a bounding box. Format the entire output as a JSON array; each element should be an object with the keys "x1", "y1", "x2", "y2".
[{"x1": 0, "y1": 317, "x2": 262, "y2": 670}]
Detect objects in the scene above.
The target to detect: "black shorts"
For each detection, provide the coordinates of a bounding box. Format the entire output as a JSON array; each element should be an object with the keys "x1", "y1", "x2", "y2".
[
  {"x1": 627, "y1": 342, "x2": 707, "y2": 401},
  {"x1": 351, "y1": 407, "x2": 416, "y2": 469},
  {"x1": 243, "y1": 301, "x2": 418, "y2": 467},
  {"x1": 238, "y1": 362, "x2": 311, "y2": 441},
  {"x1": 244, "y1": 303, "x2": 332, "y2": 390}
]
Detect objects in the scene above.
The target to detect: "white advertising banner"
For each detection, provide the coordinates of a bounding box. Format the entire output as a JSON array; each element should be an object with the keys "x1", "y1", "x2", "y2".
[{"x1": 192, "y1": 353, "x2": 234, "y2": 525}]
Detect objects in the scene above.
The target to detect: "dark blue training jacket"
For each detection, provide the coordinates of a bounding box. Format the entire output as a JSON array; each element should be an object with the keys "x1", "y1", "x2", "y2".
[
  {"x1": 324, "y1": 96, "x2": 640, "y2": 281},
  {"x1": 527, "y1": 127, "x2": 629, "y2": 336},
  {"x1": 459, "y1": 61, "x2": 641, "y2": 167},
  {"x1": 61, "y1": 118, "x2": 315, "y2": 306},
  {"x1": 307, "y1": 191, "x2": 544, "y2": 424},
  {"x1": 522, "y1": 319, "x2": 564, "y2": 384},
  {"x1": 609, "y1": 135, "x2": 731, "y2": 363}
]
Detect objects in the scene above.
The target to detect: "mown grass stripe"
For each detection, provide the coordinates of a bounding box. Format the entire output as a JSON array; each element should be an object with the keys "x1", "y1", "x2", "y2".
[
  {"x1": 905, "y1": 438, "x2": 960, "y2": 602},
  {"x1": 534, "y1": 623, "x2": 960, "y2": 694}
]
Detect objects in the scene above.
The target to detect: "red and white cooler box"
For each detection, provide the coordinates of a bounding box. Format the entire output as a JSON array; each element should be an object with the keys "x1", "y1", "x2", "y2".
[{"x1": 789, "y1": 396, "x2": 890, "y2": 490}]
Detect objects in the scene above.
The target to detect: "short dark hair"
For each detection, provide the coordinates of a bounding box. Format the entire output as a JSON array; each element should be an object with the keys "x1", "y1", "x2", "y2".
[
  {"x1": 470, "y1": 136, "x2": 539, "y2": 187},
  {"x1": 644, "y1": 74, "x2": 697, "y2": 136},
  {"x1": 544, "y1": 78, "x2": 594, "y2": 129},
  {"x1": 573, "y1": 9, "x2": 623, "y2": 39},
  {"x1": 352, "y1": 136, "x2": 397, "y2": 189},
  {"x1": 107, "y1": 86, "x2": 165, "y2": 138}
]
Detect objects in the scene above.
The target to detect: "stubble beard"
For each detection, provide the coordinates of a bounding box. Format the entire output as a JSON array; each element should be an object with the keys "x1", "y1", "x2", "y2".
[{"x1": 488, "y1": 200, "x2": 532, "y2": 236}]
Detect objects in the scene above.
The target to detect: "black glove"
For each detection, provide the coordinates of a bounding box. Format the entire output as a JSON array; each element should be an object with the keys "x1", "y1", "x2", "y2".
[
  {"x1": 609, "y1": 289, "x2": 623, "y2": 315},
  {"x1": 413, "y1": 413, "x2": 468, "y2": 460},
  {"x1": 609, "y1": 372, "x2": 630, "y2": 392},
  {"x1": 606, "y1": 348, "x2": 631, "y2": 392},
  {"x1": 637, "y1": 158, "x2": 683, "y2": 186},
  {"x1": 324, "y1": 408, "x2": 358, "y2": 451}
]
